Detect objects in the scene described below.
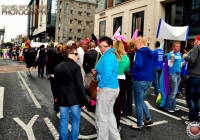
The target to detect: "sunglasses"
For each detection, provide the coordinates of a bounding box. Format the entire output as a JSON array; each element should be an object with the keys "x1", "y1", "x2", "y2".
[{"x1": 70, "y1": 53, "x2": 78, "y2": 56}]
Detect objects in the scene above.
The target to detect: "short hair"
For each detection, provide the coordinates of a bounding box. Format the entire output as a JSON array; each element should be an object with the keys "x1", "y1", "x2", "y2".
[
  {"x1": 99, "y1": 36, "x2": 113, "y2": 46},
  {"x1": 89, "y1": 41, "x2": 96, "y2": 49},
  {"x1": 133, "y1": 36, "x2": 146, "y2": 46},
  {"x1": 172, "y1": 42, "x2": 180, "y2": 47},
  {"x1": 61, "y1": 45, "x2": 77, "y2": 59},
  {"x1": 128, "y1": 40, "x2": 135, "y2": 51},
  {"x1": 155, "y1": 41, "x2": 160, "y2": 47}
]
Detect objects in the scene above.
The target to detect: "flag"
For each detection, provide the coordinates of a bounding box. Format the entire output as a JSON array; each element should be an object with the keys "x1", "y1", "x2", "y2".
[
  {"x1": 156, "y1": 18, "x2": 189, "y2": 41},
  {"x1": 92, "y1": 33, "x2": 98, "y2": 46},
  {"x1": 156, "y1": 59, "x2": 169, "y2": 107},
  {"x1": 160, "y1": 42, "x2": 165, "y2": 50},
  {"x1": 113, "y1": 26, "x2": 121, "y2": 39},
  {"x1": 132, "y1": 29, "x2": 138, "y2": 40}
]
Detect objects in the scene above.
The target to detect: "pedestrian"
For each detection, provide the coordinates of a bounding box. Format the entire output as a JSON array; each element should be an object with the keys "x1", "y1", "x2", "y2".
[
  {"x1": 129, "y1": 36, "x2": 154, "y2": 131},
  {"x1": 92, "y1": 36, "x2": 121, "y2": 140},
  {"x1": 113, "y1": 39, "x2": 130, "y2": 132},
  {"x1": 24, "y1": 46, "x2": 36, "y2": 75},
  {"x1": 182, "y1": 36, "x2": 200, "y2": 124},
  {"x1": 36, "y1": 45, "x2": 47, "y2": 77},
  {"x1": 54, "y1": 44, "x2": 87, "y2": 140},
  {"x1": 152, "y1": 41, "x2": 164, "y2": 96},
  {"x1": 122, "y1": 40, "x2": 135, "y2": 117},
  {"x1": 164, "y1": 42, "x2": 183, "y2": 112}
]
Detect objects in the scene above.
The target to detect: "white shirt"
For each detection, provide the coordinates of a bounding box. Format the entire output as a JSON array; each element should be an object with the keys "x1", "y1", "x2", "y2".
[
  {"x1": 95, "y1": 46, "x2": 102, "y2": 55},
  {"x1": 77, "y1": 47, "x2": 85, "y2": 67}
]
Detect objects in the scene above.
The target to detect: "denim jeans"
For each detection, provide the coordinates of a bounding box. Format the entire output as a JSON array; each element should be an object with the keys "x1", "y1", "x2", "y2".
[
  {"x1": 38, "y1": 58, "x2": 46, "y2": 76},
  {"x1": 59, "y1": 105, "x2": 81, "y2": 140},
  {"x1": 133, "y1": 81, "x2": 152, "y2": 127},
  {"x1": 153, "y1": 68, "x2": 162, "y2": 95},
  {"x1": 164, "y1": 74, "x2": 181, "y2": 110},
  {"x1": 185, "y1": 76, "x2": 200, "y2": 122}
]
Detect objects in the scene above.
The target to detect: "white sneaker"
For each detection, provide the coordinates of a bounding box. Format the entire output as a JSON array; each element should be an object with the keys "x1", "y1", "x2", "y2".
[
  {"x1": 174, "y1": 108, "x2": 179, "y2": 111},
  {"x1": 151, "y1": 93, "x2": 157, "y2": 96},
  {"x1": 185, "y1": 121, "x2": 190, "y2": 125},
  {"x1": 181, "y1": 116, "x2": 189, "y2": 121},
  {"x1": 167, "y1": 110, "x2": 175, "y2": 113}
]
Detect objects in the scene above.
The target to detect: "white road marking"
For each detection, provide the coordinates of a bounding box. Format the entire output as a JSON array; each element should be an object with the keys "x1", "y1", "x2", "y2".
[
  {"x1": 176, "y1": 105, "x2": 188, "y2": 112},
  {"x1": 17, "y1": 72, "x2": 41, "y2": 108},
  {"x1": 81, "y1": 111, "x2": 96, "y2": 126},
  {"x1": 13, "y1": 115, "x2": 39, "y2": 140},
  {"x1": 0, "y1": 87, "x2": 4, "y2": 118},
  {"x1": 176, "y1": 99, "x2": 186, "y2": 104},
  {"x1": 43, "y1": 117, "x2": 59, "y2": 140}
]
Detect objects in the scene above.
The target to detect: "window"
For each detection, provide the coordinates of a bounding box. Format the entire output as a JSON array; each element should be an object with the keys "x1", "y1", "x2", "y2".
[
  {"x1": 77, "y1": 29, "x2": 82, "y2": 33},
  {"x1": 70, "y1": 10, "x2": 73, "y2": 14},
  {"x1": 113, "y1": 16, "x2": 122, "y2": 34},
  {"x1": 190, "y1": 13, "x2": 200, "y2": 25},
  {"x1": 70, "y1": 20, "x2": 73, "y2": 24},
  {"x1": 86, "y1": 21, "x2": 90, "y2": 26},
  {"x1": 78, "y1": 11, "x2": 82, "y2": 16},
  {"x1": 70, "y1": 29, "x2": 73, "y2": 32},
  {"x1": 79, "y1": 4, "x2": 82, "y2": 7},
  {"x1": 114, "y1": 0, "x2": 125, "y2": 6},
  {"x1": 192, "y1": 0, "x2": 200, "y2": 10},
  {"x1": 132, "y1": 11, "x2": 144, "y2": 37},
  {"x1": 87, "y1": 12, "x2": 91, "y2": 17},
  {"x1": 87, "y1": 4, "x2": 90, "y2": 9},
  {"x1": 99, "y1": 20, "x2": 106, "y2": 38},
  {"x1": 68, "y1": 37, "x2": 72, "y2": 40},
  {"x1": 77, "y1": 38, "x2": 81, "y2": 42},
  {"x1": 78, "y1": 20, "x2": 82, "y2": 24}
]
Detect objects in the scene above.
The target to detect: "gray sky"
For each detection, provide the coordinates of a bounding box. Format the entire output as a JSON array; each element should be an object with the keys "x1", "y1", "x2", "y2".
[{"x1": 0, "y1": 0, "x2": 28, "y2": 42}]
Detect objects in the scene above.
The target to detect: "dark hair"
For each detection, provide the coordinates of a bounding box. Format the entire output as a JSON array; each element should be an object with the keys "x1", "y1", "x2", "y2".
[
  {"x1": 40, "y1": 45, "x2": 45, "y2": 48},
  {"x1": 62, "y1": 45, "x2": 77, "y2": 59},
  {"x1": 155, "y1": 41, "x2": 160, "y2": 47},
  {"x1": 99, "y1": 36, "x2": 113, "y2": 46}
]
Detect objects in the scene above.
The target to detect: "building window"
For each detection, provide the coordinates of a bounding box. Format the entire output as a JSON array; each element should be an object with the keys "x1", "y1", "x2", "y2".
[
  {"x1": 70, "y1": 10, "x2": 73, "y2": 14},
  {"x1": 113, "y1": 16, "x2": 122, "y2": 34},
  {"x1": 70, "y1": 29, "x2": 73, "y2": 32},
  {"x1": 99, "y1": 20, "x2": 106, "y2": 38},
  {"x1": 78, "y1": 29, "x2": 82, "y2": 33},
  {"x1": 78, "y1": 20, "x2": 82, "y2": 24},
  {"x1": 86, "y1": 21, "x2": 90, "y2": 26},
  {"x1": 191, "y1": 13, "x2": 200, "y2": 26},
  {"x1": 79, "y1": 4, "x2": 82, "y2": 7},
  {"x1": 87, "y1": 12, "x2": 91, "y2": 17},
  {"x1": 87, "y1": 4, "x2": 90, "y2": 9},
  {"x1": 114, "y1": 0, "x2": 125, "y2": 6},
  {"x1": 78, "y1": 11, "x2": 82, "y2": 16},
  {"x1": 77, "y1": 38, "x2": 81, "y2": 42},
  {"x1": 132, "y1": 11, "x2": 144, "y2": 37},
  {"x1": 68, "y1": 37, "x2": 72, "y2": 40},
  {"x1": 70, "y1": 20, "x2": 73, "y2": 24},
  {"x1": 192, "y1": 0, "x2": 200, "y2": 10}
]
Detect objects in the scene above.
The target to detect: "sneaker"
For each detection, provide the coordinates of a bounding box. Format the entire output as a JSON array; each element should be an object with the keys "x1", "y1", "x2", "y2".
[
  {"x1": 181, "y1": 116, "x2": 189, "y2": 121},
  {"x1": 167, "y1": 110, "x2": 175, "y2": 113},
  {"x1": 185, "y1": 121, "x2": 190, "y2": 125},
  {"x1": 174, "y1": 108, "x2": 179, "y2": 111}
]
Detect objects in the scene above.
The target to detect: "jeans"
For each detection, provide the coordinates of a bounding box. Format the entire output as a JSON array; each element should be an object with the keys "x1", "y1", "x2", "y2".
[
  {"x1": 38, "y1": 58, "x2": 46, "y2": 76},
  {"x1": 122, "y1": 80, "x2": 133, "y2": 116},
  {"x1": 185, "y1": 76, "x2": 200, "y2": 122},
  {"x1": 153, "y1": 69, "x2": 162, "y2": 95},
  {"x1": 164, "y1": 74, "x2": 181, "y2": 110},
  {"x1": 133, "y1": 81, "x2": 152, "y2": 127},
  {"x1": 59, "y1": 105, "x2": 81, "y2": 140}
]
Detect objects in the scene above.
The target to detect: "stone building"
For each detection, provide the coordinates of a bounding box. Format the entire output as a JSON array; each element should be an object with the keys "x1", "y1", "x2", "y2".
[
  {"x1": 55, "y1": 0, "x2": 96, "y2": 44},
  {"x1": 94, "y1": 0, "x2": 200, "y2": 51}
]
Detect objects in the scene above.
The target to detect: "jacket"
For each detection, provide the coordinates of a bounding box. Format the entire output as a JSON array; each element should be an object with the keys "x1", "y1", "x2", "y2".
[
  {"x1": 184, "y1": 45, "x2": 200, "y2": 77},
  {"x1": 83, "y1": 49, "x2": 100, "y2": 73},
  {"x1": 129, "y1": 47, "x2": 154, "y2": 81},
  {"x1": 54, "y1": 58, "x2": 88, "y2": 107},
  {"x1": 118, "y1": 55, "x2": 130, "y2": 75},
  {"x1": 95, "y1": 48, "x2": 119, "y2": 89}
]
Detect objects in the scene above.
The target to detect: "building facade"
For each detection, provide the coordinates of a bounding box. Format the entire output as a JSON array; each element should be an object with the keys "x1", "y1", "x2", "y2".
[
  {"x1": 27, "y1": 0, "x2": 57, "y2": 42},
  {"x1": 94, "y1": 0, "x2": 200, "y2": 51},
  {"x1": 55, "y1": 0, "x2": 96, "y2": 44}
]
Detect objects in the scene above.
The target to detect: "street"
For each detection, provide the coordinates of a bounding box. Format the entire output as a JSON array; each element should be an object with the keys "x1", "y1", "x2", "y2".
[{"x1": 0, "y1": 58, "x2": 194, "y2": 140}]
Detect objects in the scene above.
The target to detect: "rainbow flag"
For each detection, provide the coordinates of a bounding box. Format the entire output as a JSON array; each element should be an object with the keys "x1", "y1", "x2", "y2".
[{"x1": 156, "y1": 59, "x2": 169, "y2": 107}]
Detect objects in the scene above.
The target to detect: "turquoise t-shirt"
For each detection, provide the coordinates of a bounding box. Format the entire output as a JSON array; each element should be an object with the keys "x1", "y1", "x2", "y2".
[{"x1": 167, "y1": 51, "x2": 182, "y2": 74}]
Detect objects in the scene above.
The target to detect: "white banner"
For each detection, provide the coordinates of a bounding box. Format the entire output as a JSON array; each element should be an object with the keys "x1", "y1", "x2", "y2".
[
  {"x1": 156, "y1": 18, "x2": 189, "y2": 41},
  {"x1": 30, "y1": 42, "x2": 48, "y2": 48}
]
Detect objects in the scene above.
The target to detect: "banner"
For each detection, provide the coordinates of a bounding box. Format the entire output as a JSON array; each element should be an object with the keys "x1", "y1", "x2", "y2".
[
  {"x1": 156, "y1": 18, "x2": 189, "y2": 41},
  {"x1": 30, "y1": 42, "x2": 48, "y2": 48}
]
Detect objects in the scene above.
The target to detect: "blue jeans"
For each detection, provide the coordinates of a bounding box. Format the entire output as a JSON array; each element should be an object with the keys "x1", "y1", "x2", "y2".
[
  {"x1": 164, "y1": 74, "x2": 181, "y2": 110},
  {"x1": 185, "y1": 76, "x2": 200, "y2": 122},
  {"x1": 153, "y1": 68, "x2": 162, "y2": 95},
  {"x1": 133, "y1": 81, "x2": 152, "y2": 127},
  {"x1": 59, "y1": 105, "x2": 81, "y2": 140},
  {"x1": 38, "y1": 58, "x2": 46, "y2": 76}
]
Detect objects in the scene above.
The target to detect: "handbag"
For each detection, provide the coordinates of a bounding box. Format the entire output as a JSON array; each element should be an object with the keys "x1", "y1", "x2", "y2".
[
  {"x1": 89, "y1": 74, "x2": 99, "y2": 100},
  {"x1": 84, "y1": 52, "x2": 100, "y2": 89}
]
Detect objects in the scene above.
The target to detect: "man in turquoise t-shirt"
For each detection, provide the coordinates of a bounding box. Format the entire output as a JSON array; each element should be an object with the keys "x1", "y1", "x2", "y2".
[{"x1": 164, "y1": 42, "x2": 182, "y2": 113}]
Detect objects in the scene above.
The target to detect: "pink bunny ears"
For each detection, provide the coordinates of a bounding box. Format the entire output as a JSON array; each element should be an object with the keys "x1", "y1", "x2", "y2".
[{"x1": 113, "y1": 33, "x2": 126, "y2": 41}]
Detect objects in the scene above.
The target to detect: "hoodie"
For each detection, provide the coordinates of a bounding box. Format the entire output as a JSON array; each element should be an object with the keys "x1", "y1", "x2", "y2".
[{"x1": 129, "y1": 47, "x2": 154, "y2": 81}]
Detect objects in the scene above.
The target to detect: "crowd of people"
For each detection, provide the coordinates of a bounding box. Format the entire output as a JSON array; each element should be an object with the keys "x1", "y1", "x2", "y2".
[{"x1": 1, "y1": 34, "x2": 200, "y2": 140}]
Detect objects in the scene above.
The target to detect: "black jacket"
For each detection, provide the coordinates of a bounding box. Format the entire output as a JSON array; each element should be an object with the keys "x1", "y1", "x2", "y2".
[
  {"x1": 54, "y1": 58, "x2": 88, "y2": 107},
  {"x1": 83, "y1": 49, "x2": 100, "y2": 73},
  {"x1": 125, "y1": 51, "x2": 135, "y2": 81}
]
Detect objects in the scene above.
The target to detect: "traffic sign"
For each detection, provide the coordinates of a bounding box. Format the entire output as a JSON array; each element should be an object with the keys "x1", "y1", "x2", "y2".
[{"x1": 146, "y1": 37, "x2": 151, "y2": 43}]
